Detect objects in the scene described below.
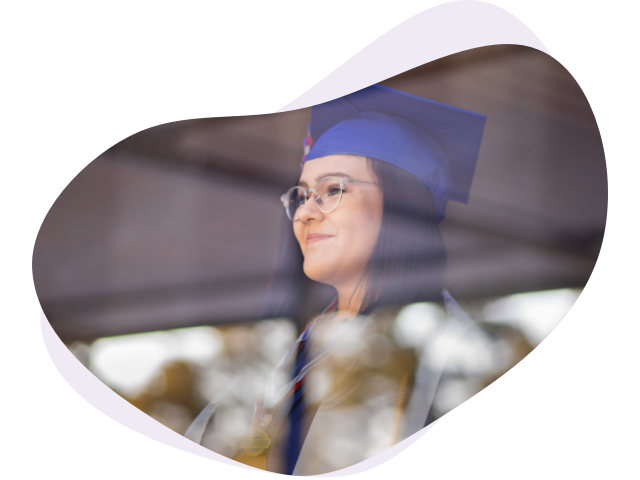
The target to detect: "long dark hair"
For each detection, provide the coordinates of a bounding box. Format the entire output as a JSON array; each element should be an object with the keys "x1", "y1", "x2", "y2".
[
  {"x1": 358, "y1": 158, "x2": 446, "y2": 313},
  {"x1": 260, "y1": 158, "x2": 446, "y2": 321}
]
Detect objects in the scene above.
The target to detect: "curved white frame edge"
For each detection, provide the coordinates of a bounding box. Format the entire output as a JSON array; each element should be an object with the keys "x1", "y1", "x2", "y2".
[{"x1": 274, "y1": 0, "x2": 551, "y2": 113}]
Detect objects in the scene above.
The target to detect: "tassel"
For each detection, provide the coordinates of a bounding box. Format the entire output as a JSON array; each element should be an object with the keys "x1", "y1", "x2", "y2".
[
  {"x1": 301, "y1": 129, "x2": 313, "y2": 164},
  {"x1": 235, "y1": 451, "x2": 268, "y2": 470}
]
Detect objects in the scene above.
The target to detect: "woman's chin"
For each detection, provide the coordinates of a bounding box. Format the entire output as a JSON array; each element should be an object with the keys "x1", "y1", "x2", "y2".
[
  {"x1": 302, "y1": 262, "x2": 335, "y2": 286},
  {"x1": 303, "y1": 270, "x2": 330, "y2": 285}
]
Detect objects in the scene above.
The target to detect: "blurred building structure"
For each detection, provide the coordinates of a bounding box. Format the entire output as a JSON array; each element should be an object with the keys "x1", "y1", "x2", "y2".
[{"x1": 33, "y1": 45, "x2": 606, "y2": 343}]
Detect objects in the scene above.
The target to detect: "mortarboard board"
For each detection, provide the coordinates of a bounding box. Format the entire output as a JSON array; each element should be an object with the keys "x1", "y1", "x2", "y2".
[{"x1": 302, "y1": 84, "x2": 487, "y2": 220}]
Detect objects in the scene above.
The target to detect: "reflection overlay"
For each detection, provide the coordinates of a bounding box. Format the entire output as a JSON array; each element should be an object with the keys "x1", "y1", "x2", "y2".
[{"x1": 69, "y1": 288, "x2": 578, "y2": 473}]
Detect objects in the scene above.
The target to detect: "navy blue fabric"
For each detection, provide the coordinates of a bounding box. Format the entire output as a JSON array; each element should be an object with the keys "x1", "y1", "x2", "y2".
[
  {"x1": 303, "y1": 84, "x2": 487, "y2": 221},
  {"x1": 284, "y1": 340, "x2": 310, "y2": 474}
]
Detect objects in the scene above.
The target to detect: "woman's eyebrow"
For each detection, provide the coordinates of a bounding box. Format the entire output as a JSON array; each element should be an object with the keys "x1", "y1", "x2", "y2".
[{"x1": 298, "y1": 172, "x2": 351, "y2": 187}]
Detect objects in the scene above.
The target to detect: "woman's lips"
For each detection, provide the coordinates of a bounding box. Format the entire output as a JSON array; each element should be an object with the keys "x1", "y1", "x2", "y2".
[{"x1": 306, "y1": 234, "x2": 334, "y2": 244}]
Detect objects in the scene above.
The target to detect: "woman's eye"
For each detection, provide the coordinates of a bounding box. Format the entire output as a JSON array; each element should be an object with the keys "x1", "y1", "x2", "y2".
[{"x1": 327, "y1": 186, "x2": 342, "y2": 196}]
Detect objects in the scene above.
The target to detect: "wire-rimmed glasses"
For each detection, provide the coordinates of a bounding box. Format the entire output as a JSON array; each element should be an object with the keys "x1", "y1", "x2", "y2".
[{"x1": 280, "y1": 176, "x2": 378, "y2": 221}]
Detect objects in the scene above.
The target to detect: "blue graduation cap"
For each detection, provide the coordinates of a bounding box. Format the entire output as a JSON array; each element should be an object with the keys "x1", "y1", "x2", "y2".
[{"x1": 302, "y1": 84, "x2": 487, "y2": 220}]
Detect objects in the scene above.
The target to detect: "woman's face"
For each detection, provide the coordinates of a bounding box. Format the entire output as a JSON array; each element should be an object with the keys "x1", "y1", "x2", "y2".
[{"x1": 293, "y1": 155, "x2": 383, "y2": 292}]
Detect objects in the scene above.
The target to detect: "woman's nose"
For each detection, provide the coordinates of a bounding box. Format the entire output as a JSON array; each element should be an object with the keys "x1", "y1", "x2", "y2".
[{"x1": 297, "y1": 196, "x2": 324, "y2": 223}]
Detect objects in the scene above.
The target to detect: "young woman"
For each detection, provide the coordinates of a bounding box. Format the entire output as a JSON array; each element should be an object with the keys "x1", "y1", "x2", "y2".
[{"x1": 188, "y1": 84, "x2": 486, "y2": 475}]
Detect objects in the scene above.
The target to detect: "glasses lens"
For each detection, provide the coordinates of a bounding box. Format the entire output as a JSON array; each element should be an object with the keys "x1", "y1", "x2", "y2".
[
  {"x1": 285, "y1": 187, "x2": 306, "y2": 220},
  {"x1": 315, "y1": 178, "x2": 343, "y2": 212}
]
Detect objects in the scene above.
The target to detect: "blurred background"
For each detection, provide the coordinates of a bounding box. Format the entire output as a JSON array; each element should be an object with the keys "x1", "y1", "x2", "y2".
[{"x1": 33, "y1": 45, "x2": 606, "y2": 463}]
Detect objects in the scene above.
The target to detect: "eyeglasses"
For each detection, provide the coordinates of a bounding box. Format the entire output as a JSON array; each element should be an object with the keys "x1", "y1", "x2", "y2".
[{"x1": 280, "y1": 176, "x2": 378, "y2": 221}]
